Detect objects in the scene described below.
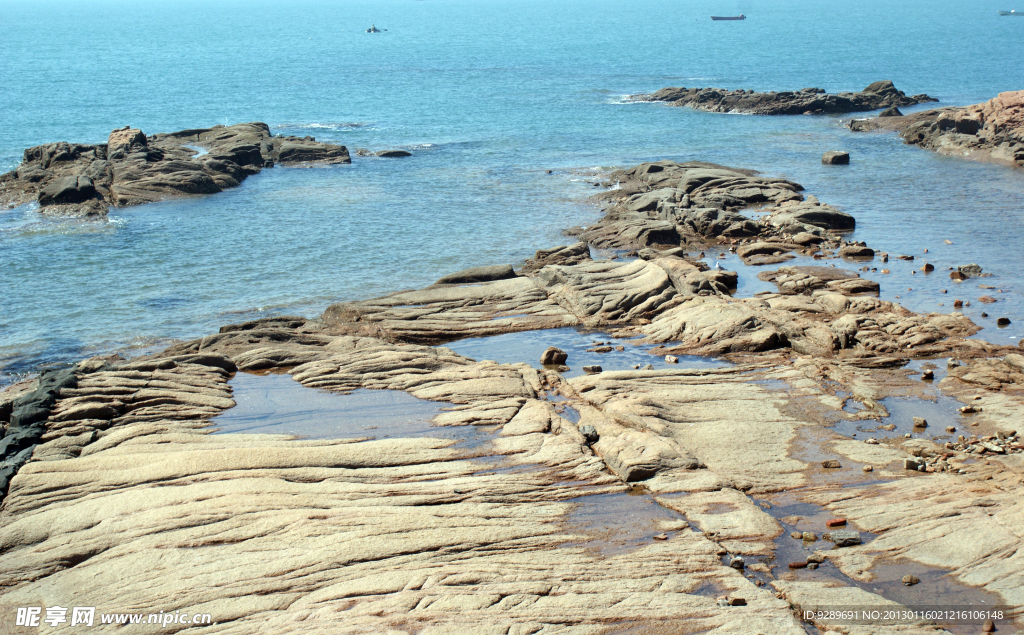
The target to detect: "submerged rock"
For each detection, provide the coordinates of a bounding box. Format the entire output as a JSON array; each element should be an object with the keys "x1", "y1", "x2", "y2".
[{"x1": 822, "y1": 151, "x2": 850, "y2": 165}]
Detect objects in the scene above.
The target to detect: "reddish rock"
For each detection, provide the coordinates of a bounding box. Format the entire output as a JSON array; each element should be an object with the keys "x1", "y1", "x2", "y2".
[
  {"x1": 826, "y1": 518, "x2": 847, "y2": 528},
  {"x1": 788, "y1": 561, "x2": 808, "y2": 569}
]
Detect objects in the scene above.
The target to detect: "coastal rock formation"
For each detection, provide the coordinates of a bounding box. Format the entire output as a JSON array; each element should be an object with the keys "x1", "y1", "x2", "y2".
[
  {"x1": 632, "y1": 80, "x2": 936, "y2": 115},
  {"x1": 850, "y1": 90, "x2": 1024, "y2": 169},
  {"x1": 5, "y1": 157, "x2": 1024, "y2": 633},
  {"x1": 0, "y1": 123, "x2": 351, "y2": 216}
]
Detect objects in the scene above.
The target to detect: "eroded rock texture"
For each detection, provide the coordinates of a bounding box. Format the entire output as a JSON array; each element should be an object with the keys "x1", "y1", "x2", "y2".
[
  {"x1": 0, "y1": 123, "x2": 351, "y2": 216},
  {"x1": 851, "y1": 90, "x2": 1024, "y2": 169}
]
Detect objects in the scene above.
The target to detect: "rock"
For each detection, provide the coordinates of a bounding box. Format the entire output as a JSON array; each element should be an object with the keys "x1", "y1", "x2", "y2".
[
  {"x1": 913, "y1": 417, "x2": 928, "y2": 428},
  {"x1": 790, "y1": 532, "x2": 802, "y2": 540},
  {"x1": 959, "y1": 264, "x2": 985, "y2": 277},
  {"x1": 579, "y1": 424, "x2": 600, "y2": 445},
  {"x1": 839, "y1": 244, "x2": 874, "y2": 258},
  {"x1": 879, "y1": 105, "x2": 904, "y2": 117},
  {"x1": 1, "y1": 122, "x2": 351, "y2": 216},
  {"x1": 822, "y1": 151, "x2": 850, "y2": 165},
  {"x1": 653, "y1": 533, "x2": 668, "y2": 540},
  {"x1": 902, "y1": 574, "x2": 920, "y2": 586},
  {"x1": 983, "y1": 618, "x2": 995, "y2": 632},
  {"x1": 922, "y1": 369, "x2": 934, "y2": 380},
  {"x1": 905, "y1": 458, "x2": 924, "y2": 470},
  {"x1": 921, "y1": 263, "x2": 934, "y2": 272},
  {"x1": 821, "y1": 460, "x2": 842, "y2": 469},
  {"x1": 633, "y1": 81, "x2": 936, "y2": 116},
  {"x1": 375, "y1": 149, "x2": 412, "y2": 158},
  {"x1": 729, "y1": 556, "x2": 745, "y2": 570},
  {"x1": 728, "y1": 597, "x2": 747, "y2": 606},
  {"x1": 540, "y1": 347, "x2": 568, "y2": 365},
  {"x1": 789, "y1": 561, "x2": 808, "y2": 569},
  {"x1": 802, "y1": 532, "x2": 817, "y2": 541},
  {"x1": 826, "y1": 518, "x2": 847, "y2": 528},
  {"x1": 950, "y1": 271, "x2": 968, "y2": 281},
  {"x1": 978, "y1": 295, "x2": 997, "y2": 303},
  {"x1": 768, "y1": 199, "x2": 856, "y2": 231},
  {"x1": 665, "y1": 355, "x2": 679, "y2": 363},
  {"x1": 997, "y1": 317, "x2": 1011, "y2": 326},
  {"x1": 435, "y1": 264, "x2": 518, "y2": 285},
  {"x1": 863, "y1": 465, "x2": 873, "y2": 472},
  {"x1": 582, "y1": 365, "x2": 602, "y2": 374},
  {"x1": 521, "y1": 243, "x2": 592, "y2": 273},
  {"x1": 806, "y1": 562, "x2": 819, "y2": 570},
  {"x1": 587, "y1": 346, "x2": 613, "y2": 353},
  {"x1": 825, "y1": 530, "x2": 862, "y2": 547}
]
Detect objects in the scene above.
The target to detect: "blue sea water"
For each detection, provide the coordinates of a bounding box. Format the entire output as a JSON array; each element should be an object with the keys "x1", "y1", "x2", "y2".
[{"x1": 1, "y1": 0, "x2": 1023, "y2": 383}]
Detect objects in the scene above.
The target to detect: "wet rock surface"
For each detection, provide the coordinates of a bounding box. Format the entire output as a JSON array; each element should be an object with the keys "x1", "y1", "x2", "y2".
[
  {"x1": 3, "y1": 157, "x2": 1023, "y2": 633},
  {"x1": 851, "y1": 89, "x2": 1024, "y2": 169},
  {"x1": 631, "y1": 80, "x2": 936, "y2": 115},
  {"x1": 0, "y1": 122, "x2": 351, "y2": 216}
]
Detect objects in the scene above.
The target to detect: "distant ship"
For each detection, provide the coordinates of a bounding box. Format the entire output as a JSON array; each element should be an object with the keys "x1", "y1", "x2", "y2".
[
  {"x1": 998, "y1": 9, "x2": 1021, "y2": 14},
  {"x1": 366, "y1": 25, "x2": 387, "y2": 33},
  {"x1": 711, "y1": 14, "x2": 746, "y2": 20}
]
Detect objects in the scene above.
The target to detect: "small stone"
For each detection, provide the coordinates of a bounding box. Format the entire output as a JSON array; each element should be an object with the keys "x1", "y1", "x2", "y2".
[
  {"x1": 717, "y1": 597, "x2": 729, "y2": 607},
  {"x1": 978, "y1": 296, "x2": 997, "y2": 303},
  {"x1": 881, "y1": 268, "x2": 890, "y2": 274},
  {"x1": 587, "y1": 346, "x2": 613, "y2": 353},
  {"x1": 540, "y1": 347, "x2": 568, "y2": 365},
  {"x1": 902, "y1": 574, "x2": 920, "y2": 586},
  {"x1": 905, "y1": 458, "x2": 924, "y2": 470},
  {"x1": 953, "y1": 299, "x2": 964, "y2": 308},
  {"x1": 982, "y1": 312, "x2": 989, "y2": 318},
  {"x1": 641, "y1": 364, "x2": 654, "y2": 371},
  {"x1": 921, "y1": 263, "x2": 934, "y2": 272},
  {"x1": 729, "y1": 556, "x2": 745, "y2": 570},
  {"x1": 865, "y1": 438, "x2": 879, "y2": 445},
  {"x1": 807, "y1": 553, "x2": 825, "y2": 564},
  {"x1": 790, "y1": 532, "x2": 802, "y2": 540},
  {"x1": 665, "y1": 355, "x2": 679, "y2": 363},
  {"x1": 579, "y1": 425, "x2": 599, "y2": 445},
  {"x1": 944, "y1": 239, "x2": 953, "y2": 244},
  {"x1": 959, "y1": 405, "x2": 978, "y2": 414},
  {"x1": 806, "y1": 562, "x2": 819, "y2": 570},
  {"x1": 950, "y1": 271, "x2": 968, "y2": 281},
  {"x1": 879, "y1": 423, "x2": 897, "y2": 431},
  {"x1": 615, "y1": 345, "x2": 624, "y2": 352},
  {"x1": 826, "y1": 518, "x2": 847, "y2": 528},
  {"x1": 821, "y1": 460, "x2": 841, "y2": 469},
  {"x1": 921, "y1": 369, "x2": 934, "y2": 380},
  {"x1": 826, "y1": 530, "x2": 862, "y2": 547},
  {"x1": 913, "y1": 417, "x2": 927, "y2": 428},
  {"x1": 997, "y1": 317, "x2": 1011, "y2": 326},
  {"x1": 789, "y1": 561, "x2": 808, "y2": 569},
  {"x1": 728, "y1": 597, "x2": 747, "y2": 606},
  {"x1": 822, "y1": 151, "x2": 850, "y2": 165},
  {"x1": 863, "y1": 465, "x2": 873, "y2": 472},
  {"x1": 582, "y1": 365, "x2": 602, "y2": 374},
  {"x1": 946, "y1": 426, "x2": 956, "y2": 434},
  {"x1": 904, "y1": 433, "x2": 912, "y2": 438},
  {"x1": 802, "y1": 532, "x2": 817, "y2": 542},
  {"x1": 983, "y1": 618, "x2": 995, "y2": 632},
  {"x1": 653, "y1": 533, "x2": 668, "y2": 540}
]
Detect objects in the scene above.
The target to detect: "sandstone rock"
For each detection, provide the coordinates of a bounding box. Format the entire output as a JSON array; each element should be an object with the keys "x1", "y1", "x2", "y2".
[
  {"x1": 825, "y1": 530, "x2": 862, "y2": 547},
  {"x1": 902, "y1": 574, "x2": 920, "y2": 586},
  {"x1": 838, "y1": 244, "x2": 874, "y2": 259},
  {"x1": 913, "y1": 417, "x2": 928, "y2": 428},
  {"x1": 879, "y1": 105, "x2": 903, "y2": 117},
  {"x1": 822, "y1": 151, "x2": 850, "y2": 165},
  {"x1": 435, "y1": 264, "x2": 518, "y2": 285},
  {"x1": 582, "y1": 365, "x2": 603, "y2": 374},
  {"x1": 821, "y1": 460, "x2": 841, "y2": 469}
]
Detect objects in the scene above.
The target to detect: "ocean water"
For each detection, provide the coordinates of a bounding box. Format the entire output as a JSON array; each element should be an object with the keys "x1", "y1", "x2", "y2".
[{"x1": 2, "y1": 0, "x2": 1023, "y2": 383}]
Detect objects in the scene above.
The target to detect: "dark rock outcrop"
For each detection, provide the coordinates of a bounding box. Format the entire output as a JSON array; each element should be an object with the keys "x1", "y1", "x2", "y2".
[
  {"x1": 632, "y1": 81, "x2": 936, "y2": 116},
  {"x1": 0, "y1": 123, "x2": 351, "y2": 216},
  {"x1": 850, "y1": 90, "x2": 1024, "y2": 169}
]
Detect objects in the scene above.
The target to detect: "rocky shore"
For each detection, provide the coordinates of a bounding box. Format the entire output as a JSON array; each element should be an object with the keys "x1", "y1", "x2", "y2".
[
  {"x1": 0, "y1": 123, "x2": 351, "y2": 217},
  {"x1": 2, "y1": 160, "x2": 1024, "y2": 634},
  {"x1": 851, "y1": 90, "x2": 1024, "y2": 169},
  {"x1": 631, "y1": 80, "x2": 936, "y2": 115}
]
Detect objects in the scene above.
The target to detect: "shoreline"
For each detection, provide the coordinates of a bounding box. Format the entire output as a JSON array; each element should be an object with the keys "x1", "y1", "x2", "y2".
[{"x1": 3, "y1": 157, "x2": 1023, "y2": 632}]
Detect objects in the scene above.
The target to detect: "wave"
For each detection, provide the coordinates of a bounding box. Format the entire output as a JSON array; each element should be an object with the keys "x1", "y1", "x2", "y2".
[{"x1": 273, "y1": 122, "x2": 376, "y2": 133}]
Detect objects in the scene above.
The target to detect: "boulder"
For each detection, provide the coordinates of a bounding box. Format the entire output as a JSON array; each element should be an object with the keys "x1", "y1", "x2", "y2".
[
  {"x1": 879, "y1": 106, "x2": 903, "y2": 117},
  {"x1": 540, "y1": 347, "x2": 568, "y2": 365},
  {"x1": 822, "y1": 151, "x2": 850, "y2": 165},
  {"x1": 37, "y1": 175, "x2": 97, "y2": 206}
]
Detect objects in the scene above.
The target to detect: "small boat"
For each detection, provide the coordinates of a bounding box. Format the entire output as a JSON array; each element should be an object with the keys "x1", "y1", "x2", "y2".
[
  {"x1": 999, "y1": 9, "x2": 1021, "y2": 14},
  {"x1": 711, "y1": 14, "x2": 745, "y2": 20},
  {"x1": 366, "y1": 25, "x2": 387, "y2": 33}
]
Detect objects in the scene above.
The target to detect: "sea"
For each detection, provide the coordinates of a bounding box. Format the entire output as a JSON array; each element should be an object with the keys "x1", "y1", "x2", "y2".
[{"x1": 2, "y1": 0, "x2": 1023, "y2": 385}]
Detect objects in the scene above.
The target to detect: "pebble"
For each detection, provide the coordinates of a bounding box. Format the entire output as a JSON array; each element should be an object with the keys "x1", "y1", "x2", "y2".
[
  {"x1": 806, "y1": 563, "x2": 819, "y2": 570},
  {"x1": 579, "y1": 425, "x2": 599, "y2": 445},
  {"x1": 904, "y1": 433, "x2": 912, "y2": 438},
  {"x1": 582, "y1": 365, "x2": 602, "y2": 374},
  {"x1": 997, "y1": 317, "x2": 1011, "y2": 326},
  {"x1": 905, "y1": 458, "x2": 924, "y2": 471},
  {"x1": 821, "y1": 460, "x2": 841, "y2": 469},
  {"x1": 863, "y1": 465, "x2": 873, "y2": 472},
  {"x1": 826, "y1": 518, "x2": 847, "y2": 528},
  {"x1": 902, "y1": 574, "x2": 920, "y2": 586},
  {"x1": 641, "y1": 364, "x2": 654, "y2": 371},
  {"x1": 728, "y1": 597, "x2": 747, "y2": 606},
  {"x1": 653, "y1": 533, "x2": 668, "y2": 541},
  {"x1": 729, "y1": 556, "x2": 745, "y2": 570},
  {"x1": 983, "y1": 618, "x2": 995, "y2": 632},
  {"x1": 665, "y1": 355, "x2": 678, "y2": 363},
  {"x1": 881, "y1": 268, "x2": 890, "y2": 274},
  {"x1": 865, "y1": 438, "x2": 879, "y2": 444},
  {"x1": 789, "y1": 561, "x2": 808, "y2": 569},
  {"x1": 802, "y1": 532, "x2": 816, "y2": 542},
  {"x1": 913, "y1": 417, "x2": 928, "y2": 428},
  {"x1": 946, "y1": 426, "x2": 956, "y2": 433},
  {"x1": 944, "y1": 239, "x2": 953, "y2": 244},
  {"x1": 807, "y1": 553, "x2": 825, "y2": 564},
  {"x1": 959, "y1": 405, "x2": 979, "y2": 414},
  {"x1": 790, "y1": 532, "x2": 802, "y2": 540},
  {"x1": 826, "y1": 530, "x2": 862, "y2": 547},
  {"x1": 921, "y1": 369, "x2": 934, "y2": 380}
]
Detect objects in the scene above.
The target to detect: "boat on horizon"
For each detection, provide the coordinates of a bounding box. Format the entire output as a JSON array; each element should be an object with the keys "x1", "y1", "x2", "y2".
[
  {"x1": 711, "y1": 14, "x2": 745, "y2": 20},
  {"x1": 998, "y1": 9, "x2": 1021, "y2": 14}
]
